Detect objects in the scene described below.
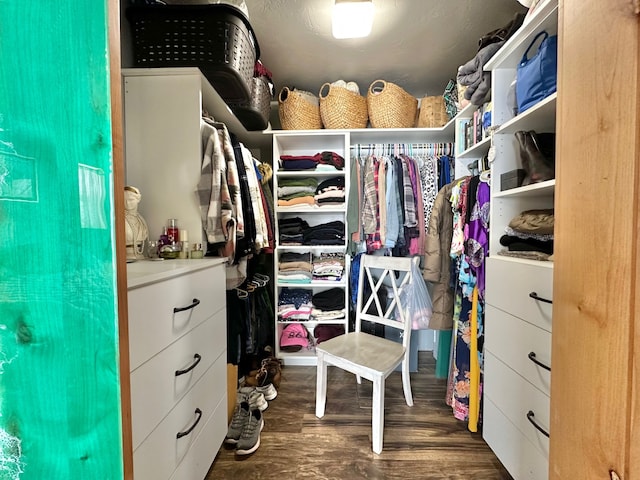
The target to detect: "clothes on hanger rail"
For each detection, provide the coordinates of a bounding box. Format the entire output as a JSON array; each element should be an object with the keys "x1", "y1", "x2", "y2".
[{"x1": 349, "y1": 143, "x2": 454, "y2": 257}]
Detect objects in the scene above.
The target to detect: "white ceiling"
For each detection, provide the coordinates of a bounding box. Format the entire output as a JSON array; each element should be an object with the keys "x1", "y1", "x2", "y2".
[{"x1": 244, "y1": 0, "x2": 528, "y2": 100}]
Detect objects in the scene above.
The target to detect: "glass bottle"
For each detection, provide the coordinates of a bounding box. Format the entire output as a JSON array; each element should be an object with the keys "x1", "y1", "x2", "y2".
[{"x1": 167, "y1": 219, "x2": 179, "y2": 245}]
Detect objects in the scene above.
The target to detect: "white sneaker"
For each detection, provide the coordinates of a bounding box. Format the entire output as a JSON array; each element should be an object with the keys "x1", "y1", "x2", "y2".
[
  {"x1": 237, "y1": 387, "x2": 268, "y2": 411},
  {"x1": 256, "y1": 383, "x2": 277, "y2": 401}
]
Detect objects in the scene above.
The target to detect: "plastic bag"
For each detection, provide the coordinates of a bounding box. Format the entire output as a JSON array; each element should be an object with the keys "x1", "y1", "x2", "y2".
[{"x1": 398, "y1": 263, "x2": 433, "y2": 330}]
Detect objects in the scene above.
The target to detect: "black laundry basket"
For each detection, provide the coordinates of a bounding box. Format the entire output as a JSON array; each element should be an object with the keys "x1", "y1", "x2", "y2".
[
  {"x1": 229, "y1": 75, "x2": 273, "y2": 131},
  {"x1": 126, "y1": 3, "x2": 260, "y2": 104}
]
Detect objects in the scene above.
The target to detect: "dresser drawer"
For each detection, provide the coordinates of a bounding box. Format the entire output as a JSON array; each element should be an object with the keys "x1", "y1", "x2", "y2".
[
  {"x1": 485, "y1": 257, "x2": 553, "y2": 332},
  {"x1": 484, "y1": 352, "x2": 550, "y2": 458},
  {"x1": 130, "y1": 310, "x2": 226, "y2": 449},
  {"x1": 128, "y1": 263, "x2": 225, "y2": 370},
  {"x1": 485, "y1": 305, "x2": 551, "y2": 396},
  {"x1": 133, "y1": 356, "x2": 227, "y2": 480},
  {"x1": 169, "y1": 399, "x2": 228, "y2": 480},
  {"x1": 483, "y1": 397, "x2": 549, "y2": 480}
]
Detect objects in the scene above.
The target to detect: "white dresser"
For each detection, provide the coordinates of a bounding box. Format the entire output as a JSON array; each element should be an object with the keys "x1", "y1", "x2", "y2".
[
  {"x1": 484, "y1": 258, "x2": 553, "y2": 478},
  {"x1": 127, "y1": 258, "x2": 227, "y2": 480}
]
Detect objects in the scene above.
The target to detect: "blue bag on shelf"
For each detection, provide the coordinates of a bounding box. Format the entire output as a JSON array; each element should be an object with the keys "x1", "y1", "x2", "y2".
[{"x1": 516, "y1": 31, "x2": 558, "y2": 114}]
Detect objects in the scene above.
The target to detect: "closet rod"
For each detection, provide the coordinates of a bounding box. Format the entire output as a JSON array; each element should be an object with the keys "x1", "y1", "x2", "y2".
[{"x1": 350, "y1": 143, "x2": 454, "y2": 156}]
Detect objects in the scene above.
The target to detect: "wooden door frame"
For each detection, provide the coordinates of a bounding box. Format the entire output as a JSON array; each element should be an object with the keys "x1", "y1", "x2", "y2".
[{"x1": 107, "y1": 0, "x2": 133, "y2": 478}]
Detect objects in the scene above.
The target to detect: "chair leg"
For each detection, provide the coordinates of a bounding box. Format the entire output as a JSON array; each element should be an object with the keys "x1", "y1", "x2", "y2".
[
  {"x1": 371, "y1": 375, "x2": 384, "y2": 454},
  {"x1": 315, "y1": 351, "x2": 327, "y2": 418},
  {"x1": 401, "y1": 356, "x2": 414, "y2": 407}
]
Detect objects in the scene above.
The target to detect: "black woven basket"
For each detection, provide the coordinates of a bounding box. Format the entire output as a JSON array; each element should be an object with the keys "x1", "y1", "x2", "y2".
[
  {"x1": 229, "y1": 76, "x2": 273, "y2": 131},
  {"x1": 126, "y1": 4, "x2": 260, "y2": 104}
]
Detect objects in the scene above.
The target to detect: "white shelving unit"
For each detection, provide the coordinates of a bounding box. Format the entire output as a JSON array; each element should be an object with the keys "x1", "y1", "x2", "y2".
[
  {"x1": 272, "y1": 131, "x2": 351, "y2": 366},
  {"x1": 453, "y1": 99, "x2": 491, "y2": 178},
  {"x1": 480, "y1": 1, "x2": 558, "y2": 478},
  {"x1": 271, "y1": 124, "x2": 455, "y2": 366}
]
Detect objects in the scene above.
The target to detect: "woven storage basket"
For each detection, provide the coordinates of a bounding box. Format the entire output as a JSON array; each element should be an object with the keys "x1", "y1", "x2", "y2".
[
  {"x1": 278, "y1": 87, "x2": 322, "y2": 130},
  {"x1": 125, "y1": 4, "x2": 259, "y2": 103},
  {"x1": 417, "y1": 96, "x2": 448, "y2": 128},
  {"x1": 367, "y1": 80, "x2": 418, "y2": 129},
  {"x1": 318, "y1": 83, "x2": 368, "y2": 129},
  {"x1": 230, "y1": 75, "x2": 273, "y2": 131}
]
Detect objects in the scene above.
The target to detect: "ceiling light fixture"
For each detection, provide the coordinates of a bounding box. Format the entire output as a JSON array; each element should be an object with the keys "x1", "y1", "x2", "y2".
[{"x1": 332, "y1": 0, "x2": 374, "y2": 39}]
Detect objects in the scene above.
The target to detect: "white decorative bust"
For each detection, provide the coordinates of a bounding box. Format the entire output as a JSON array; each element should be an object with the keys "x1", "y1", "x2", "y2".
[{"x1": 124, "y1": 185, "x2": 149, "y2": 261}]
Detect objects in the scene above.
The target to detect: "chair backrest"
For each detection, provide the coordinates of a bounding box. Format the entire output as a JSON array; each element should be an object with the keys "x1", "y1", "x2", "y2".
[{"x1": 355, "y1": 254, "x2": 420, "y2": 349}]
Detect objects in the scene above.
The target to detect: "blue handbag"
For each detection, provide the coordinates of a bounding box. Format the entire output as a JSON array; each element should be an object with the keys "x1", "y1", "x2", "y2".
[{"x1": 516, "y1": 31, "x2": 558, "y2": 114}]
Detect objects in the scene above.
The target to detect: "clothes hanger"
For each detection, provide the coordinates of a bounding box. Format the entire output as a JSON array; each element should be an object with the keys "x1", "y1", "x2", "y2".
[
  {"x1": 254, "y1": 273, "x2": 270, "y2": 284},
  {"x1": 235, "y1": 288, "x2": 248, "y2": 299}
]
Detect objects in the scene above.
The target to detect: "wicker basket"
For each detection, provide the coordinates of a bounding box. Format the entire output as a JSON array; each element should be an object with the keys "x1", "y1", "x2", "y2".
[
  {"x1": 278, "y1": 87, "x2": 322, "y2": 130},
  {"x1": 318, "y1": 83, "x2": 368, "y2": 129},
  {"x1": 229, "y1": 76, "x2": 273, "y2": 131},
  {"x1": 367, "y1": 80, "x2": 418, "y2": 129},
  {"x1": 125, "y1": 4, "x2": 259, "y2": 103},
  {"x1": 417, "y1": 96, "x2": 448, "y2": 128}
]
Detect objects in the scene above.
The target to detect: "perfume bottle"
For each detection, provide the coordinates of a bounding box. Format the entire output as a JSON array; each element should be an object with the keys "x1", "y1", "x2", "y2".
[
  {"x1": 158, "y1": 226, "x2": 169, "y2": 248},
  {"x1": 167, "y1": 219, "x2": 179, "y2": 245}
]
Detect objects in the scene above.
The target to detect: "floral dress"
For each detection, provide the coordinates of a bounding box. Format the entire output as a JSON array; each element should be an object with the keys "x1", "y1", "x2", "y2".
[{"x1": 446, "y1": 177, "x2": 490, "y2": 430}]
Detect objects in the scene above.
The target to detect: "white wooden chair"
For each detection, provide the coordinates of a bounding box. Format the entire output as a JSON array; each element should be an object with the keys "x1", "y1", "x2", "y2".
[{"x1": 315, "y1": 254, "x2": 418, "y2": 454}]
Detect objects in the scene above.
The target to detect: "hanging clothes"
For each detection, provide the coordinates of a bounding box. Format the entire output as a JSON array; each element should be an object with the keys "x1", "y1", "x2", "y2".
[
  {"x1": 445, "y1": 174, "x2": 490, "y2": 430},
  {"x1": 198, "y1": 119, "x2": 275, "y2": 289},
  {"x1": 350, "y1": 143, "x2": 453, "y2": 259}
]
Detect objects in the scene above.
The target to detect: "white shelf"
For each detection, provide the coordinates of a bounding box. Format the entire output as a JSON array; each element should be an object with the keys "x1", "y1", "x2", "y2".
[
  {"x1": 457, "y1": 136, "x2": 491, "y2": 159},
  {"x1": 122, "y1": 67, "x2": 272, "y2": 149},
  {"x1": 277, "y1": 349, "x2": 318, "y2": 366},
  {"x1": 493, "y1": 179, "x2": 555, "y2": 198},
  {"x1": 496, "y1": 93, "x2": 557, "y2": 135},
  {"x1": 276, "y1": 280, "x2": 347, "y2": 288},
  {"x1": 484, "y1": 0, "x2": 559, "y2": 71},
  {"x1": 276, "y1": 170, "x2": 345, "y2": 177},
  {"x1": 455, "y1": 102, "x2": 478, "y2": 120},
  {"x1": 276, "y1": 245, "x2": 346, "y2": 251},
  {"x1": 272, "y1": 124, "x2": 455, "y2": 145},
  {"x1": 275, "y1": 205, "x2": 347, "y2": 213},
  {"x1": 488, "y1": 254, "x2": 554, "y2": 269},
  {"x1": 277, "y1": 319, "x2": 346, "y2": 325}
]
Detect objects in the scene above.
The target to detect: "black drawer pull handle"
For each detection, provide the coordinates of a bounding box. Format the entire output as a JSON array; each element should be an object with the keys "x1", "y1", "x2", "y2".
[
  {"x1": 175, "y1": 353, "x2": 202, "y2": 376},
  {"x1": 174, "y1": 298, "x2": 200, "y2": 313},
  {"x1": 526, "y1": 410, "x2": 550, "y2": 438},
  {"x1": 528, "y1": 352, "x2": 551, "y2": 372},
  {"x1": 176, "y1": 408, "x2": 203, "y2": 439},
  {"x1": 529, "y1": 292, "x2": 552, "y2": 304}
]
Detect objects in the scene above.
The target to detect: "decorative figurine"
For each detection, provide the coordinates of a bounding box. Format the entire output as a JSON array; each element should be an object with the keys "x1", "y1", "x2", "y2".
[{"x1": 124, "y1": 185, "x2": 149, "y2": 261}]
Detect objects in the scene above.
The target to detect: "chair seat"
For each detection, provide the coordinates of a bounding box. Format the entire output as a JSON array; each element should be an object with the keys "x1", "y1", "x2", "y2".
[{"x1": 316, "y1": 331, "x2": 406, "y2": 378}]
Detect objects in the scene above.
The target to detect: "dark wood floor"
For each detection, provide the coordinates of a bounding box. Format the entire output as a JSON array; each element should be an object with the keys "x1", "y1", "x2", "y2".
[{"x1": 206, "y1": 352, "x2": 513, "y2": 480}]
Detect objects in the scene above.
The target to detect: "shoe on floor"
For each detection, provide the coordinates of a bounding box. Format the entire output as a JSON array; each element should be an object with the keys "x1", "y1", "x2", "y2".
[
  {"x1": 235, "y1": 409, "x2": 264, "y2": 456},
  {"x1": 256, "y1": 383, "x2": 277, "y2": 401},
  {"x1": 237, "y1": 387, "x2": 268, "y2": 411},
  {"x1": 225, "y1": 401, "x2": 251, "y2": 445},
  {"x1": 245, "y1": 357, "x2": 282, "y2": 389}
]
